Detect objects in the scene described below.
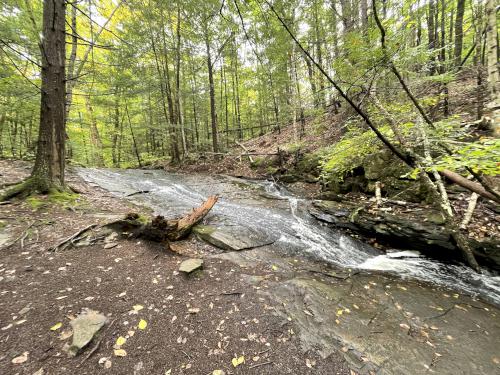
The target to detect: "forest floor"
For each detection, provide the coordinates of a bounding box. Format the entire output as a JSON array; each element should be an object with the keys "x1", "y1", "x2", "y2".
[
  {"x1": 0, "y1": 160, "x2": 350, "y2": 375},
  {"x1": 1, "y1": 161, "x2": 499, "y2": 375}
]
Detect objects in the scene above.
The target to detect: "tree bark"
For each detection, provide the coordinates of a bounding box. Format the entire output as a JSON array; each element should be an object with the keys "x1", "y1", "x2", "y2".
[
  {"x1": 112, "y1": 90, "x2": 120, "y2": 167},
  {"x1": 428, "y1": 0, "x2": 437, "y2": 75},
  {"x1": 485, "y1": 0, "x2": 500, "y2": 136},
  {"x1": 205, "y1": 27, "x2": 219, "y2": 153},
  {"x1": 30, "y1": 0, "x2": 66, "y2": 191},
  {"x1": 454, "y1": 0, "x2": 466, "y2": 66},
  {"x1": 85, "y1": 96, "x2": 105, "y2": 167}
]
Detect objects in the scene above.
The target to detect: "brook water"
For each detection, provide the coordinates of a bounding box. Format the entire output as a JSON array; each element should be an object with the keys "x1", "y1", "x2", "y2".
[{"x1": 78, "y1": 168, "x2": 500, "y2": 306}]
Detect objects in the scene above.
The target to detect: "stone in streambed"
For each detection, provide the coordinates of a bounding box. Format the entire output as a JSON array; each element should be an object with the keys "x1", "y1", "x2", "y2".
[
  {"x1": 66, "y1": 309, "x2": 107, "y2": 356},
  {"x1": 193, "y1": 225, "x2": 274, "y2": 251},
  {"x1": 179, "y1": 258, "x2": 203, "y2": 274}
]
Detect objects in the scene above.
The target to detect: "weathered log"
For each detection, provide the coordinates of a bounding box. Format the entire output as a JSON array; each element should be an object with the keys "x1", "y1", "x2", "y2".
[
  {"x1": 441, "y1": 169, "x2": 498, "y2": 202},
  {"x1": 104, "y1": 195, "x2": 219, "y2": 243}
]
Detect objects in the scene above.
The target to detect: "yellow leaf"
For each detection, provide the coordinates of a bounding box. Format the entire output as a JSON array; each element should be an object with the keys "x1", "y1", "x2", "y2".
[
  {"x1": 114, "y1": 349, "x2": 127, "y2": 357},
  {"x1": 271, "y1": 265, "x2": 278, "y2": 271},
  {"x1": 133, "y1": 305, "x2": 144, "y2": 311},
  {"x1": 232, "y1": 355, "x2": 245, "y2": 367},
  {"x1": 212, "y1": 370, "x2": 225, "y2": 375},
  {"x1": 50, "y1": 322, "x2": 62, "y2": 331},
  {"x1": 138, "y1": 319, "x2": 147, "y2": 330},
  {"x1": 336, "y1": 309, "x2": 343, "y2": 316},
  {"x1": 116, "y1": 336, "x2": 127, "y2": 346}
]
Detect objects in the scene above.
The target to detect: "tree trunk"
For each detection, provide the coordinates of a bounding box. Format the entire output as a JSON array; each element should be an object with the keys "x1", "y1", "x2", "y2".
[
  {"x1": 360, "y1": 0, "x2": 368, "y2": 31},
  {"x1": 175, "y1": 3, "x2": 187, "y2": 157},
  {"x1": 125, "y1": 105, "x2": 142, "y2": 167},
  {"x1": 0, "y1": 113, "x2": 5, "y2": 157},
  {"x1": 85, "y1": 96, "x2": 105, "y2": 167},
  {"x1": 66, "y1": 4, "x2": 78, "y2": 122},
  {"x1": 205, "y1": 28, "x2": 218, "y2": 153},
  {"x1": 78, "y1": 112, "x2": 90, "y2": 166},
  {"x1": 485, "y1": 0, "x2": 500, "y2": 135},
  {"x1": 340, "y1": 0, "x2": 354, "y2": 36},
  {"x1": 112, "y1": 91, "x2": 120, "y2": 167},
  {"x1": 232, "y1": 39, "x2": 243, "y2": 140},
  {"x1": 428, "y1": 0, "x2": 437, "y2": 75},
  {"x1": 485, "y1": 0, "x2": 499, "y2": 94},
  {"x1": 30, "y1": 0, "x2": 66, "y2": 192},
  {"x1": 454, "y1": 0, "x2": 466, "y2": 66},
  {"x1": 313, "y1": 1, "x2": 325, "y2": 107}
]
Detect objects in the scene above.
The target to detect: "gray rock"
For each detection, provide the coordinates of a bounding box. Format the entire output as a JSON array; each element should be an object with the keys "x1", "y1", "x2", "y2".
[
  {"x1": 193, "y1": 225, "x2": 274, "y2": 251},
  {"x1": 179, "y1": 258, "x2": 203, "y2": 274},
  {"x1": 67, "y1": 309, "x2": 107, "y2": 356}
]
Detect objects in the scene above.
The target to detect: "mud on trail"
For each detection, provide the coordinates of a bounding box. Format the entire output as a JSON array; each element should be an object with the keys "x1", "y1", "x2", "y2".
[{"x1": 0, "y1": 160, "x2": 349, "y2": 375}]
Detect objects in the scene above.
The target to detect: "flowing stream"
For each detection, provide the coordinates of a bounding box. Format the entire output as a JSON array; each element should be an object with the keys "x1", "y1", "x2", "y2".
[{"x1": 77, "y1": 168, "x2": 500, "y2": 306}]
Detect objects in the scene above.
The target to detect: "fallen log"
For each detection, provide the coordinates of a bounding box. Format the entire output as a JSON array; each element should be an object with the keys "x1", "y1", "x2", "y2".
[{"x1": 104, "y1": 195, "x2": 219, "y2": 243}]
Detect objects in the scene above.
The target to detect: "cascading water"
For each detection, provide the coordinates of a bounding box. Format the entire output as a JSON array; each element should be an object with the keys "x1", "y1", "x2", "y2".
[{"x1": 77, "y1": 168, "x2": 500, "y2": 306}]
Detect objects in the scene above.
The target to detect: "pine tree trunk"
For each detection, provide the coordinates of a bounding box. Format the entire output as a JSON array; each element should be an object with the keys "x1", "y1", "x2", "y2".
[{"x1": 31, "y1": 0, "x2": 66, "y2": 191}]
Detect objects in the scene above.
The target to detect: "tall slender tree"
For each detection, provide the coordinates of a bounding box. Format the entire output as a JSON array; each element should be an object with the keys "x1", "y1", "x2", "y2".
[{"x1": 1, "y1": 0, "x2": 67, "y2": 200}]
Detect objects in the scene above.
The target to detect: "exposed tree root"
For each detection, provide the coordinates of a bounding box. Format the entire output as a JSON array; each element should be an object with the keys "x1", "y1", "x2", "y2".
[{"x1": 0, "y1": 177, "x2": 66, "y2": 202}]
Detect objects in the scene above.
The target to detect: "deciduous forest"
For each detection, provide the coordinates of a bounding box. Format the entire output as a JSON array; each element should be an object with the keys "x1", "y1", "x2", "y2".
[{"x1": 0, "y1": 1, "x2": 499, "y2": 374}]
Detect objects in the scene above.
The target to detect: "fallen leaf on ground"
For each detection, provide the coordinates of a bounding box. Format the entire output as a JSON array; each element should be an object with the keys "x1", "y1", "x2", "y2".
[
  {"x1": 138, "y1": 319, "x2": 147, "y2": 330},
  {"x1": 58, "y1": 330, "x2": 73, "y2": 340},
  {"x1": 12, "y1": 352, "x2": 29, "y2": 364},
  {"x1": 232, "y1": 355, "x2": 245, "y2": 367},
  {"x1": 116, "y1": 336, "x2": 127, "y2": 346},
  {"x1": 306, "y1": 358, "x2": 316, "y2": 368},
  {"x1": 50, "y1": 322, "x2": 62, "y2": 331},
  {"x1": 213, "y1": 370, "x2": 225, "y2": 375},
  {"x1": 133, "y1": 305, "x2": 144, "y2": 311},
  {"x1": 114, "y1": 349, "x2": 127, "y2": 357}
]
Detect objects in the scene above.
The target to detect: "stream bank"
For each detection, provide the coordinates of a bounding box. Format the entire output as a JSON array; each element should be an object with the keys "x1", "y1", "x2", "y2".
[
  {"x1": 2, "y1": 162, "x2": 499, "y2": 374},
  {"x1": 76, "y1": 166, "x2": 500, "y2": 374}
]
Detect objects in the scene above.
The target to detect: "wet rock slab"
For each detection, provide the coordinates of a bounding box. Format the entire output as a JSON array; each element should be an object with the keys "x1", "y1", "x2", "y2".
[
  {"x1": 215, "y1": 248, "x2": 500, "y2": 375},
  {"x1": 193, "y1": 225, "x2": 275, "y2": 251},
  {"x1": 310, "y1": 200, "x2": 500, "y2": 269}
]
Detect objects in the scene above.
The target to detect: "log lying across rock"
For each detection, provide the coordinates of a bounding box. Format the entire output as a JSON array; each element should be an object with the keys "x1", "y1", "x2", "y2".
[{"x1": 105, "y1": 195, "x2": 219, "y2": 243}]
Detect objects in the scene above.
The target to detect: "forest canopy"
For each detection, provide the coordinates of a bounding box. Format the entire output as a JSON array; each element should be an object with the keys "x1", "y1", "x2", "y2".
[{"x1": 1, "y1": 0, "x2": 496, "y2": 170}]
